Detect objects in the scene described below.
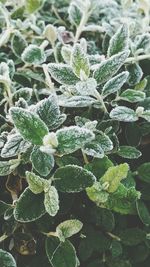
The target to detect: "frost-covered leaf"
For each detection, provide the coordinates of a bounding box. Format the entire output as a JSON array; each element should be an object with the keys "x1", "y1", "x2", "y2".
[
  {"x1": 117, "y1": 146, "x2": 142, "y2": 159},
  {"x1": 36, "y1": 95, "x2": 66, "y2": 130},
  {"x1": 58, "y1": 95, "x2": 96, "y2": 107},
  {"x1": 136, "y1": 200, "x2": 150, "y2": 226},
  {"x1": 54, "y1": 165, "x2": 96, "y2": 193},
  {"x1": 71, "y1": 44, "x2": 90, "y2": 78},
  {"x1": 1, "y1": 134, "x2": 30, "y2": 158},
  {"x1": 100, "y1": 163, "x2": 129, "y2": 193},
  {"x1": 26, "y1": 0, "x2": 44, "y2": 13},
  {"x1": 56, "y1": 126, "x2": 95, "y2": 155},
  {"x1": 48, "y1": 63, "x2": 79, "y2": 85},
  {"x1": 14, "y1": 187, "x2": 46, "y2": 222},
  {"x1": 0, "y1": 249, "x2": 16, "y2": 267},
  {"x1": 140, "y1": 109, "x2": 150, "y2": 122},
  {"x1": 46, "y1": 237, "x2": 77, "y2": 267},
  {"x1": 76, "y1": 78, "x2": 97, "y2": 96},
  {"x1": 44, "y1": 186, "x2": 59, "y2": 217},
  {"x1": 120, "y1": 89, "x2": 145, "y2": 102},
  {"x1": 68, "y1": 2, "x2": 82, "y2": 26},
  {"x1": 93, "y1": 50, "x2": 129, "y2": 85},
  {"x1": 43, "y1": 24, "x2": 57, "y2": 45},
  {"x1": 56, "y1": 219, "x2": 83, "y2": 241},
  {"x1": 86, "y1": 182, "x2": 109, "y2": 205},
  {"x1": 26, "y1": 171, "x2": 48, "y2": 194},
  {"x1": 22, "y1": 44, "x2": 46, "y2": 65},
  {"x1": 135, "y1": 33, "x2": 150, "y2": 51},
  {"x1": 110, "y1": 106, "x2": 138, "y2": 122},
  {"x1": 10, "y1": 107, "x2": 48, "y2": 145},
  {"x1": 31, "y1": 146, "x2": 54, "y2": 176},
  {"x1": 137, "y1": 163, "x2": 150, "y2": 183},
  {"x1": 107, "y1": 24, "x2": 129, "y2": 57},
  {"x1": 0, "y1": 159, "x2": 20, "y2": 176},
  {"x1": 126, "y1": 63, "x2": 143, "y2": 86},
  {"x1": 102, "y1": 71, "x2": 129, "y2": 97},
  {"x1": 13, "y1": 87, "x2": 32, "y2": 102},
  {"x1": 11, "y1": 31, "x2": 27, "y2": 58}
]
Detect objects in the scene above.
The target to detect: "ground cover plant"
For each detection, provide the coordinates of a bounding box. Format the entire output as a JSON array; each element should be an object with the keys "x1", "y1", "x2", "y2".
[{"x1": 0, "y1": 0, "x2": 150, "y2": 266}]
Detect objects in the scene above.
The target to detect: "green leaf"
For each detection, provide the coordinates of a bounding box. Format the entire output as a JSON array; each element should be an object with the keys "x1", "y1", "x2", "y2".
[
  {"x1": 56, "y1": 219, "x2": 83, "y2": 241},
  {"x1": 125, "y1": 122, "x2": 141, "y2": 146},
  {"x1": 118, "y1": 228, "x2": 146, "y2": 246},
  {"x1": 108, "y1": 259, "x2": 132, "y2": 267},
  {"x1": 136, "y1": 200, "x2": 150, "y2": 226},
  {"x1": 86, "y1": 182, "x2": 109, "y2": 205},
  {"x1": 54, "y1": 165, "x2": 96, "y2": 193},
  {"x1": 31, "y1": 146, "x2": 54, "y2": 176},
  {"x1": 0, "y1": 201, "x2": 11, "y2": 216},
  {"x1": 14, "y1": 187, "x2": 46, "y2": 222},
  {"x1": 26, "y1": 0, "x2": 44, "y2": 13},
  {"x1": 100, "y1": 163, "x2": 129, "y2": 193},
  {"x1": 0, "y1": 159, "x2": 20, "y2": 176},
  {"x1": 22, "y1": 44, "x2": 46, "y2": 64},
  {"x1": 107, "y1": 24, "x2": 129, "y2": 57},
  {"x1": 75, "y1": 78, "x2": 97, "y2": 97},
  {"x1": 1, "y1": 134, "x2": 30, "y2": 158},
  {"x1": 48, "y1": 63, "x2": 79, "y2": 85},
  {"x1": 117, "y1": 146, "x2": 142, "y2": 159},
  {"x1": 59, "y1": 95, "x2": 96, "y2": 107},
  {"x1": 10, "y1": 107, "x2": 48, "y2": 145},
  {"x1": 93, "y1": 50, "x2": 129, "y2": 85},
  {"x1": 11, "y1": 31, "x2": 27, "y2": 58},
  {"x1": 85, "y1": 157, "x2": 114, "y2": 179},
  {"x1": 140, "y1": 109, "x2": 150, "y2": 122},
  {"x1": 111, "y1": 240, "x2": 122, "y2": 258},
  {"x1": 126, "y1": 63, "x2": 143, "y2": 86},
  {"x1": 56, "y1": 126, "x2": 95, "y2": 155},
  {"x1": 68, "y1": 2, "x2": 82, "y2": 26},
  {"x1": 110, "y1": 106, "x2": 138, "y2": 122},
  {"x1": 46, "y1": 237, "x2": 77, "y2": 267},
  {"x1": 26, "y1": 171, "x2": 48, "y2": 194},
  {"x1": 102, "y1": 71, "x2": 129, "y2": 97},
  {"x1": 120, "y1": 89, "x2": 145, "y2": 102},
  {"x1": 44, "y1": 186, "x2": 59, "y2": 217},
  {"x1": 0, "y1": 249, "x2": 16, "y2": 267},
  {"x1": 137, "y1": 163, "x2": 150, "y2": 183},
  {"x1": 71, "y1": 44, "x2": 90, "y2": 78},
  {"x1": 36, "y1": 95, "x2": 66, "y2": 130}
]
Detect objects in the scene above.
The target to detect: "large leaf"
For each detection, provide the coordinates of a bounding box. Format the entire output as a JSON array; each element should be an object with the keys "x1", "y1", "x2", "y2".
[
  {"x1": 56, "y1": 126, "x2": 95, "y2": 155},
  {"x1": 54, "y1": 165, "x2": 96, "y2": 193},
  {"x1": 93, "y1": 50, "x2": 129, "y2": 85},
  {"x1": 22, "y1": 44, "x2": 46, "y2": 64},
  {"x1": 14, "y1": 188, "x2": 46, "y2": 222},
  {"x1": 10, "y1": 107, "x2": 48, "y2": 145},
  {"x1": 48, "y1": 63, "x2": 79, "y2": 85},
  {"x1": 110, "y1": 106, "x2": 138, "y2": 122},
  {"x1": 117, "y1": 146, "x2": 142, "y2": 159},
  {"x1": 0, "y1": 249, "x2": 16, "y2": 267},
  {"x1": 107, "y1": 24, "x2": 129, "y2": 57},
  {"x1": 56, "y1": 219, "x2": 83, "y2": 241},
  {"x1": 136, "y1": 200, "x2": 150, "y2": 226},
  {"x1": 137, "y1": 163, "x2": 150, "y2": 183},
  {"x1": 0, "y1": 159, "x2": 20, "y2": 176},
  {"x1": 46, "y1": 237, "x2": 77, "y2": 267}
]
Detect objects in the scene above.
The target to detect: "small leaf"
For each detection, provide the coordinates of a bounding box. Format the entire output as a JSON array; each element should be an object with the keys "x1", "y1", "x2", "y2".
[
  {"x1": 136, "y1": 200, "x2": 150, "y2": 226},
  {"x1": 22, "y1": 44, "x2": 46, "y2": 64},
  {"x1": 137, "y1": 163, "x2": 150, "y2": 183},
  {"x1": 48, "y1": 63, "x2": 79, "y2": 85},
  {"x1": 0, "y1": 249, "x2": 16, "y2": 267},
  {"x1": 46, "y1": 237, "x2": 77, "y2": 267},
  {"x1": 56, "y1": 126, "x2": 95, "y2": 155},
  {"x1": 14, "y1": 187, "x2": 46, "y2": 222},
  {"x1": 11, "y1": 31, "x2": 27, "y2": 58},
  {"x1": 54, "y1": 165, "x2": 96, "y2": 193},
  {"x1": 86, "y1": 182, "x2": 109, "y2": 205},
  {"x1": 10, "y1": 107, "x2": 48, "y2": 145},
  {"x1": 76, "y1": 78, "x2": 97, "y2": 96},
  {"x1": 110, "y1": 106, "x2": 138, "y2": 122},
  {"x1": 126, "y1": 63, "x2": 143, "y2": 86},
  {"x1": 102, "y1": 71, "x2": 129, "y2": 97},
  {"x1": 43, "y1": 24, "x2": 57, "y2": 45},
  {"x1": 26, "y1": 0, "x2": 44, "y2": 13},
  {"x1": 31, "y1": 146, "x2": 54, "y2": 176},
  {"x1": 140, "y1": 109, "x2": 150, "y2": 122},
  {"x1": 0, "y1": 201, "x2": 11, "y2": 216},
  {"x1": 68, "y1": 2, "x2": 82, "y2": 26},
  {"x1": 1, "y1": 134, "x2": 31, "y2": 158},
  {"x1": 44, "y1": 186, "x2": 59, "y2": 217},
  {"x1": 26, "y1": 171, "x2": 47, "y2": 194},
  {"x1": 107, "y1": 24, "x2": 129, "y2": 57},
  {"x1": 117, "y1": 146, "x2": 142, "y2": 159},
  {"x1": 58, "y1": 95, "x2": 96, "y2": 107},
  {"x1": 0, "y1": 159, "x2": 20, "y2": 176},
  {"x1": 120, "y1": 89, "x2": 145, "y2": 102},
  {"x1": 36, "y1": 95, "x2": 66, "y2": 130},
  {"x1": 56, "y1": 219, "x2": 83, "y2": 241},
  {"x1": 100, "y1": 163, "x2": 129, "y2": 193},
  {"x1": 93, "y1": 50, "x2": 129, "y2": 85},
  {"x1": 71, "y1": 44, "x2": 90, "y2": 78}
]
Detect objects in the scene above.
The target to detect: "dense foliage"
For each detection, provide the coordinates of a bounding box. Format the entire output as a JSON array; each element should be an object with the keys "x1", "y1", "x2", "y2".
[{"x1": 0, "y1": 0, "x2": 150, "y2": 266}]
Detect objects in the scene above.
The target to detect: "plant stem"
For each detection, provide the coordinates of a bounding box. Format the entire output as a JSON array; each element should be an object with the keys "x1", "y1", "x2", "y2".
[
  {"x1": 82, "y1": 150, "x2": 89, "y2": 164},
  {"x1": 42, "y1": 64, "x2": 55, "y2": 93},
  {"x1": 126, "y1": 54, "x2": 150, "y2": 63},
  {"x1": 74, "y1": 6, "x2": 91, "y2": 43},
  {"x1": 94, "y1": 90, "x2": 108, "y2": 113},
  {"x1": 107, "y1": 232, "x2": 121, "y2": 241}
]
